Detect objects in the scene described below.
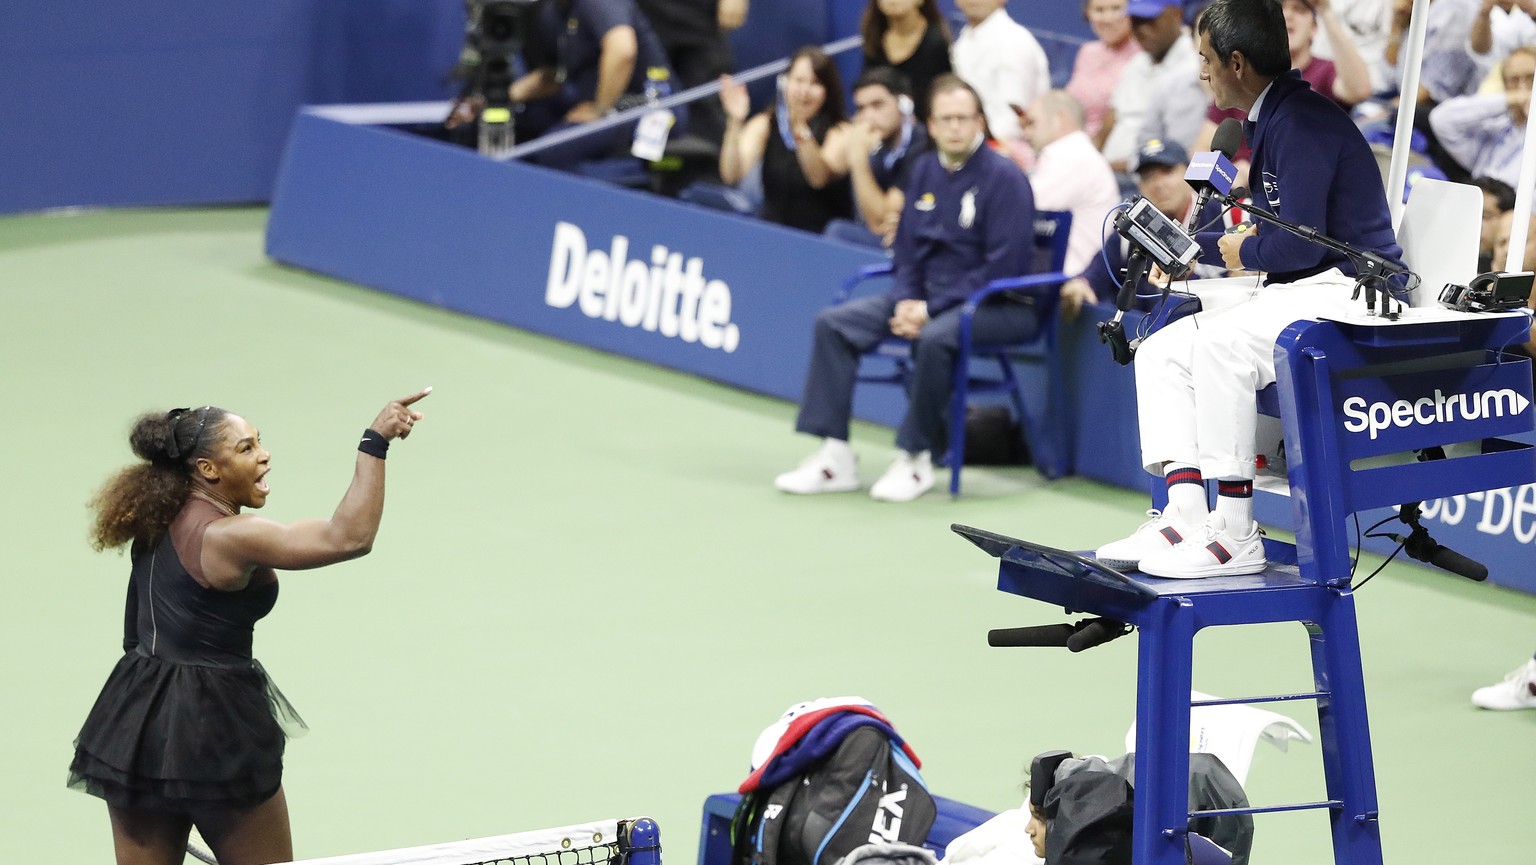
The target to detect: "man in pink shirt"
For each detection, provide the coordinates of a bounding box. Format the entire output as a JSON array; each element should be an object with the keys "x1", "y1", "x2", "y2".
[{"x1": 1021, "y1": 90, "x2": 1121, "y2": 274}]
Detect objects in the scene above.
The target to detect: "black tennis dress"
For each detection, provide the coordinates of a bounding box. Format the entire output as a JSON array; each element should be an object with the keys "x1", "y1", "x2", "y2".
[{"x1": 69, "y1": 498, "x2": 304, "y2": 811}]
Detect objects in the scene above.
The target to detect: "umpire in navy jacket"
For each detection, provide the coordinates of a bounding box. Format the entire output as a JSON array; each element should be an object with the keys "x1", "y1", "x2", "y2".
[
  {"x1": 1094, "y1": 0, "x2": 1405, "y2": 580},
  {"x1": 774, "y1": 75, "x2": 1039, "y2": 503}
]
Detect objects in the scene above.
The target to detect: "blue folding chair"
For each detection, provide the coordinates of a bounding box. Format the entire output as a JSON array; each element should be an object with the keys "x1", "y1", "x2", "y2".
[{"x1": 834, "y1": 210, "x2": 1074, "y2": 495}]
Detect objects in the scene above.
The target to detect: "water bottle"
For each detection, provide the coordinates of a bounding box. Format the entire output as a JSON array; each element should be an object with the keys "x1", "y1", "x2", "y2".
[
  {"x1": 478, "y1": 105, "x2": 514, "y2": 158},
  {"x1": 643, "y1": 66, "x2": 665, "y2": 106}
]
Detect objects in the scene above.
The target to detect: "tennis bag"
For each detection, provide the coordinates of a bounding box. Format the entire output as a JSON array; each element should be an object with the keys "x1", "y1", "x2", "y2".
[{"x1": 732, "y1": 726, "x2": 937, "y2": 865}]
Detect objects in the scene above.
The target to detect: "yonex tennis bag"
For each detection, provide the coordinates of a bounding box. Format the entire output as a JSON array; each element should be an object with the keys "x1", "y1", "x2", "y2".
[{"x1": 733, "y1": 726, "x2": 936, "y2": 865}]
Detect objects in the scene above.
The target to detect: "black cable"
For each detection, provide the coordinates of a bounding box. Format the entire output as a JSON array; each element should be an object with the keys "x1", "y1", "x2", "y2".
[{"x1": 1352, "y1": 539, "x2": 1405, "y2": 590}]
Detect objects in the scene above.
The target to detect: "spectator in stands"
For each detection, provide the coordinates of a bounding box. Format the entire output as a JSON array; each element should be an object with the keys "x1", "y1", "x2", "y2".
[
  {"x1": 511, "y1": 0, "x2": 684, "y2": 169},
  {"x1": 859, "y1": 0, "x2": 953, "y2": 119},
  {"x1": 635, "y1": 0, "x2": 748, "y2": 145},
  {"x1": 1310, "y1": 0, "x2": 1394, "y2": 93},
  {"x1": 1428, "y1": 45, "x2": 1536, "y2": 189},
  {"x1": 952, "y1": 0, "x2": 1052, "y2": 151},
  {"x1": 718, "y1": 46, "x2": 853, "y2": 233},
  {"x1": 1488, "y1": 202, "x2": 1536, "y2": 271},
  {"x1": 1058, "y1": 138, "x2": 1246, "y2": 320},
  {"x1": 1387, "y1": 0, "x2": 1488, "y2": 176},
  {"x1": 1475, "y1": 175, "x2": 1517, "y2": 271},
  {"x1": 1065, "y1": 0, "x2": 1144, "y2": 147},
  {"x1": 1470, "y1": 0, "x2": 1536, "y2": 65},
  {"x1": 827, "y1": 68, "x2": 931, "y2": 248},
  {"x1": 1020, "y1": 90, "x2": 1121, "y2": 274},
  {"x1": 1102, "y1": 0, "x2": 1207, "y2": 175},
  {"x1": 774, "y1": 76, "x2": 1038, "y2": 502}
]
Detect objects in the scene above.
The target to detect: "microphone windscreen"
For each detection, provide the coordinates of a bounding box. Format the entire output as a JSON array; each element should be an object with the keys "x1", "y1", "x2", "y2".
[
  {"x1": 1211, "y1": 117, "x2": 1244, "y2": 160},
  {"x1": 1228, "y1": 185, "x2": 1249, "y2": 201},
  {"x1": 1428, "y1": 545, "x2": 1489, "y2": 582}
]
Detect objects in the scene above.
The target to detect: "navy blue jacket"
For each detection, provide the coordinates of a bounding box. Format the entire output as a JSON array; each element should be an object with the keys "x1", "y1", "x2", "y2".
[
  {"x1": 889, "y1": 144, "x2": 1036, "y2": 318},
  {"x1": 1196, "y1": 72, "x2": 1402, "y2": 283}
]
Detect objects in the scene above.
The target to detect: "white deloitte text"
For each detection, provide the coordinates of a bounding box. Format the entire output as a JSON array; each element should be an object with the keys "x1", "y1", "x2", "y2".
[
  {"x1": 1341, "y1": 389, "x2": 1531, "y2": 440},
  {"x1": 545, "y1": 222, "x2": 741, "y2": 353}
]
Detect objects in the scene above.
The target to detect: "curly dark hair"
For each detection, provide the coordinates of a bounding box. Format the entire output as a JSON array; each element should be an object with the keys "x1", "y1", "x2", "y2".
[{"x1": 89, "y1": 407, "x2": 230, "y2": 551}]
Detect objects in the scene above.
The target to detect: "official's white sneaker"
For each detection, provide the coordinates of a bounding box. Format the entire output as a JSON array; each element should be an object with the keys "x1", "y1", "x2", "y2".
[
  {"x1": 1095, "y1": 509, "x2": 1197, "y2": 570},
  {"x1": 1139, "y1": 513, "x2": 1267, "y2": 579},
  {"x1": 1471, "y1": 658, "x2": 1536, "y2": 710},
  {"x1": 774, "y1": 443, "x2": 860, "y2": 494},
  {"x1": 869, "y1": 451, "x2": 934, "y2": 502}
]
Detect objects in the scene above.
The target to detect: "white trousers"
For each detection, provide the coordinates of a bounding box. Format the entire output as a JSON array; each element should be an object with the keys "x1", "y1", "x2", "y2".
[{"x1": 1135, "y1": 270, "x2": 1359, "y2": 480}]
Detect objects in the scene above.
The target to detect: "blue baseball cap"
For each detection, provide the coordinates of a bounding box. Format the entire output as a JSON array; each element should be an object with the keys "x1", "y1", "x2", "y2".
[
  {"x1": 1126, "y1": 0, "x2": 1182, "y2": 18},
  {"x1": 1135, "y1": 138, "x2": 1190, "y2": 171}
]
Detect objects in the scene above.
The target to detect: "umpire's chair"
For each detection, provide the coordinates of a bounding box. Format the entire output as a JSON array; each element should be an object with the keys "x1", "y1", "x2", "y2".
[{"x1": 835, "y1": 210, "x2": 1073, "y2": 495}]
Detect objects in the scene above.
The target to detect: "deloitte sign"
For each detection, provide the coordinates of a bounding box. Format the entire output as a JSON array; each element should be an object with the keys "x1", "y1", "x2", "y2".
[{"x1": 544, "y1": 221, "x2": 741, "y2": 353}]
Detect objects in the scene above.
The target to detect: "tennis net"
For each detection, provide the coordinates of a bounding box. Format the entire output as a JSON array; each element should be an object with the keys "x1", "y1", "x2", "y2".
[{"x1": 275, "y1": 817, "x2": 661, "y2": 865}]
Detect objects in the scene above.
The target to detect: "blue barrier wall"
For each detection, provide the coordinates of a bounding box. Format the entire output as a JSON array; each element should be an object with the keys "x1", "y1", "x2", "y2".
[{"x1": 0, "y1": 1, "x2": 467, "y2": 214}]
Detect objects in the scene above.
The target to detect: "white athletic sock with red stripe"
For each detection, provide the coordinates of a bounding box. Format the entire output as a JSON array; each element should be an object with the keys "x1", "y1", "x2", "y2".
[
  {"x1": 1165, "y1": 463, "x2": 1209, "y2": 521},
  {"x1": 1215, "y1": 480, "x2": 1256, "y2": 532}
]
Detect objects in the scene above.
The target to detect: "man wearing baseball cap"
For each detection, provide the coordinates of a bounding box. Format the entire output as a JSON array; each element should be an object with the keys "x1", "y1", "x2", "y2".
[
  {"x1": 1059, "y1": 139, "x2": 1248, "y2": 320},
  {"x1": 1102, "y1": 0, "x2": 1206, "y2": 175}
]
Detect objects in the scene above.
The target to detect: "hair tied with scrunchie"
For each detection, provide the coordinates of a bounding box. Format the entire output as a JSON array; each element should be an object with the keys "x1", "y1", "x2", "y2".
[{"x1": 163, "y1": 408, "x2": 192, "y2": 460}]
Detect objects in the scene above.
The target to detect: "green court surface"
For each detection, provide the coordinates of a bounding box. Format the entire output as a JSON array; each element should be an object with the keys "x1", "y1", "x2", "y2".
[{"x1": 2, "y1": 208, "x2": 1533, "y2": 865}]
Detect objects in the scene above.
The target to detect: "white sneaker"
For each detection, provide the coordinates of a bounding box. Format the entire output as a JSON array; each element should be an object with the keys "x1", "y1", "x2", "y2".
[
  {"x1": 774, "y1": 444, "x2": 860, "y2": 494},
  {"x1": 1471, "y1": 658, "x2": 1536, "y2": 710},
  {"x1": 1095, "y1": 509, "x2": 1197, "y2": 570},
  {"x1": 1139, "y1": 513, "x2": 1267, "y2": 579},
  {"x1": 869, "y1": 451, "x2": 934, "y2": 502}
]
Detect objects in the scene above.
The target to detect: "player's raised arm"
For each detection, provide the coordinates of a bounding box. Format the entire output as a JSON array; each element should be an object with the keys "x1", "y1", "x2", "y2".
[{"x1": 201, "y1": 388, "x2": 431, "y2": 585}]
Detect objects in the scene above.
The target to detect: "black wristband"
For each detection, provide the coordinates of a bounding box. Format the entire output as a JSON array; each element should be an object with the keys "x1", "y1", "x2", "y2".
[{"x1": 359, "y1": 428, "x2": 389, "y2": 460}]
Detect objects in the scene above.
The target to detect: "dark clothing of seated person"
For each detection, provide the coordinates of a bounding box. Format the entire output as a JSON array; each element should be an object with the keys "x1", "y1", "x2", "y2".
[
  {"x1": 858, "y1": 0, "x2": 953, "y2": 119},
  {"x1": 634, "y1": 0, "x2": 745, "y2": 145},
  {"x1": 717, "y1": 45, "x2": 855, "y2": 234},
  {"x1": 514, "y1": 0, "x2": 686, "y2": 169},
  {"x1": 825, "y1": 67, "x2": 932, "y2": 248},
  {"x1": 774, "y1": 77, "x2": 1038, "y2": 503}
]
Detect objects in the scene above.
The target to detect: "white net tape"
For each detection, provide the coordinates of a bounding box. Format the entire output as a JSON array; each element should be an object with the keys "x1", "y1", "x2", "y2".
[{"x1": 279, "y1": 819, "x2": 627, "y2": 865}]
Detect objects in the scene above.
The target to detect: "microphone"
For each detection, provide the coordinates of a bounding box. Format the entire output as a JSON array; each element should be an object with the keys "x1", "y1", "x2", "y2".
[
  {"x1": 1184, "y1": 118, "x2": 1242, "y2": 224},
  {"x1": 1390, "y1": 531, "x2": 1490, "y2": 581}
]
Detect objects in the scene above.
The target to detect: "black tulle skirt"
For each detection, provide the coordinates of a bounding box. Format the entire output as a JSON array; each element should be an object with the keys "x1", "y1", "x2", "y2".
[{"x1": 69, "y1": 651, "x2": 306, "y2": 812}]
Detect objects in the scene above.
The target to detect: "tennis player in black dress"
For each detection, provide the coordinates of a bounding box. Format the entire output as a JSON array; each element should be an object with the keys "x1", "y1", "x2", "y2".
[{"x1": 70, "y1": 389, "x2": 430, "y2": 865}]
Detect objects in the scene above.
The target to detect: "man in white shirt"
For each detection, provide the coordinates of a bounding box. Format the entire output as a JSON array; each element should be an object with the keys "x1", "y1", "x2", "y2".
[
  {"x1": 1102, "y1": 0, "x2": 1207, "y2": 172},
  {"x1": 1021, "y1": 90, "x2": 1121, "y2": 274},
  {"x1": 952, "y1": 0, "x2": 1052, "y2": 146}
]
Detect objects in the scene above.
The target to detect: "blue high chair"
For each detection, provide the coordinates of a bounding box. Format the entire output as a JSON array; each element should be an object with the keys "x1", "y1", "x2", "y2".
[{"x1": 958, "y1": 309, "x2": 1535, "y2": 865}]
